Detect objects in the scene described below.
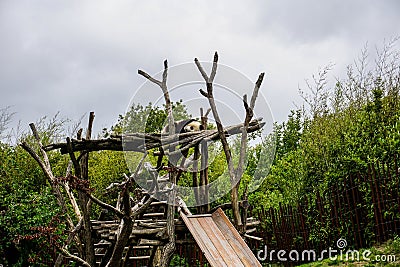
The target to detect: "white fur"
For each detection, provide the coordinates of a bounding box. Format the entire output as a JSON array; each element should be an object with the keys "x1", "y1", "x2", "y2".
[
  {"x1": 162, "y1": 119, "x2": 204, "y2": 134},
  {"x1": 183, "y1": 121, "x2": 203, "y2": 132}
]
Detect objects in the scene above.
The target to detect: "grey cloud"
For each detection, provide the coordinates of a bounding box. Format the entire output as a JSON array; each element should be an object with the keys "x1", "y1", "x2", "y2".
[
  {"x1": 0, "y1": 0, "x2": 399, "y2": 136},
  {"x1": 254, "y1": 0, "x2": 400, "y2": 44}
]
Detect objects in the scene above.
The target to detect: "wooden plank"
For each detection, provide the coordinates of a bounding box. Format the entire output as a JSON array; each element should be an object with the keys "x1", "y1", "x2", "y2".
[
  {"x1": 192, "y1": 217, "x2": 239, "y2": 266},
  {"x1": 181, "y1": 214, "x2": 226, "y2": 267},
  {"x1": 244, "y1": 234, "x2": 263, "y2": 241},
  {"x1": 245, "y1": 228, "x2": 257, "y2": 234},
  {"x1": 123, "y1": 246, "x2": 151, "y2": 250},
  {"x1": 181, "y1": 212, "x2": 228, "y2": 267},
  {"x1": 245, "y1": 221, "x2": 260, "y2": 227},
  {"x1": 212, "y1": 208, "x2": 261, "y2": 267},
  {"x1": 141, "y1": 213, "x2": 165, "y2": 217},
  {"x1": 180, "y1": 208, "x2": 261, "y2": 267},
  {"x1": 94, "y1": 242, "x2": 112, "y2": 248},
  {"x1": 128, "y1": 256, "x2": 150, "y2": 260},
  {"x1": 91, "y1": 220, "x2": 120, "y2": 224},
  {"x1": 187, "y1": 214, "x2": 213, "y2": 218},
  {"x1": 211, "y1": 222, "x2": 253, "y2": 266},
  {"x1": 138, "y1": 239, "x2": 162, "y2": 246},
  {"x1": 197, "y1": 216, "x2": 244, "y2": 267}
]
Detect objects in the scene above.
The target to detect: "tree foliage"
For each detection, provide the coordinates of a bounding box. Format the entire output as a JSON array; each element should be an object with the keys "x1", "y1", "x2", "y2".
[
  {"x1": 105, "y1": 100, "x2": 190, "y2": 136},
  {"x1": 1, "y1": 39, "x2": 400, "y2": 264},
  {"x1": 248, "y1": 39, "x2": 400, "y2": 244},
  {"x1": 0, "y1": 121, "x2": 67, "y2": 266}
]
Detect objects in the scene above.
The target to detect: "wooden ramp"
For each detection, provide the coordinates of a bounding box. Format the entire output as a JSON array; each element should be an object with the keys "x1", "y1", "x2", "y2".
[{"x1": 180, "y1": 208, "x2": 261, "y2": 267}]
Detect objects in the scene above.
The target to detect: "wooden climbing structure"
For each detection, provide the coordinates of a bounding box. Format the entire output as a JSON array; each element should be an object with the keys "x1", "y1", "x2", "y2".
[
  {"x1": 21, "y1": 52, "x2": 266, "y2": 266},
  {"x1": 89, "y1": 201, "x2": 261, "y2": 266}
]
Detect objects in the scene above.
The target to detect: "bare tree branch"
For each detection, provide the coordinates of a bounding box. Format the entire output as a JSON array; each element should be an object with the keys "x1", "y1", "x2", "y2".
[
  {"x1": 56, "y1": 246, "x2": 91, "y2": 267},
  {"x1": 55, "y1": 218, "x2": 83, "y2": 267},
  {"x1": 0, "y1": 106, "x2": 15, "y2": 140},
  {"x1": 194, "y1": 58, "x2": 209, "y2": 82},
  {"x1": 195, "y1": 52, "x2": 265, "y2": 230},
  {"x1": 199, "y1": 88, "x2": 209, "y2": 98},
  {"x1": 29, "y1": 123, "x2": 51, "y2": 170},
  {"x1": 63, "y1": 161, "x2": 82, "y2": 221},
  {"x1": 137, "y1": 70, "x2": 162, "y2": 87},
  {"x1": 195, "y1": 52, "x2": 236, "y2": 181},
  {"x1": 86, "y1": 193, "x2": 124, "y2": 218},
  {"x1": 138, "y1": 61, "x2": 171, "y2": 113},
  {"x1": 20, "y1": 138, "x2": 75, "y2": 230},
  {"x1": 210, "y1": 51, "x2": 218, "y2": 82},
  {"x1": 204, "y1": 108, "x2": 211, "y2": 117},
  {"x1": 78, "y1": 111, "x2": 96, "y2": 267},
  {"x1": 66, "y1": 137, "x2": 81, "y2": 178},
  {"x1": 236, "y1": 72, "x2": 265, "y2": 180}
]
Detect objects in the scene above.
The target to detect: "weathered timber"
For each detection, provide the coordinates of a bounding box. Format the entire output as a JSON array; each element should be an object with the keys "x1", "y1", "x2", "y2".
[
  {"x1": 130, "y1": 227, "x2": 165, "y2": 236},
  {"x1": 138, "y1": 239, "x2": 163, "y2": 246},
  {"x1": 128, "y1": 256, "x2": 151, "y2": 260},
  {"x1": 244, "y1": 234, "x2": 263, "y2": 241},
  {"x1": 142, "y1": 212, "x2": 166, "y2": 218},
  {"x1": 94, "y1": 242, "x2": 112, "y2": 248},
  {"x1": 245, "y1": 228, "x2": 257, "y2": 234},
  {"x1": 43, "y1": 119, "x2": 264, "y2": 154},
  {"x1": 138, "y1": 221, "x2": 167, "y2": 228}
]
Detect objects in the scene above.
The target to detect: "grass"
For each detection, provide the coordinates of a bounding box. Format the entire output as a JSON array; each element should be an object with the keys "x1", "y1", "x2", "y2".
[{"x1": 297, "y1": 235, "x2": 400, "y2": 267}]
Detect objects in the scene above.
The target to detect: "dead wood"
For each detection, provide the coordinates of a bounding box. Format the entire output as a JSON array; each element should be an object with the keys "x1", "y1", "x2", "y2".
[
  {"x1": 43, "y1": 119, "x2": 264, "y2": 156},
  {"x1": 195, "y1": 51, "x2": 265, "y2": 231},
  {"x1": 21, "y1": 52, "x2": 265, "y2": 267}
]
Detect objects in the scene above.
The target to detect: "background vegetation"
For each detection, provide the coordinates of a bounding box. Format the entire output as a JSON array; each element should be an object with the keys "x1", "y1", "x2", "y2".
[{"x1": 1, "y1": 39, "x2": 399, "y2": 265}]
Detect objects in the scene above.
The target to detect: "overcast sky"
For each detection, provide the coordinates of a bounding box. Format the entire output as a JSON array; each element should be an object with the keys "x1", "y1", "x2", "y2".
[{"x1": 1, "y1": 0, "x2": 399, "y2": 137}]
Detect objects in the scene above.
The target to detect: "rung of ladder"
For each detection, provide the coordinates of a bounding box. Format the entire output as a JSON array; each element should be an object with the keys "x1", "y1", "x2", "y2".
[
  {"x1": 128, "y1": 256, "x2": 151, "y2": 260},
  {"x1": 142, "y1": 212, "x2": 165, "y2": 217}
]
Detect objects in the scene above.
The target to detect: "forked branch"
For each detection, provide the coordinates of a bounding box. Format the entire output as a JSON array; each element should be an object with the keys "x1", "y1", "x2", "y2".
[
  {"x1": 236, "y1": 72, "x2": 265, "y2": 180},
  {"x1": 139, "y1": 59, "x2": 177, "y2": 267},
  {"x1": 195, "y1": 52, "x2": 265, "y2": 229},
  {"x1": 195, "y1": 52, "x2": 236, "y2": 180}
]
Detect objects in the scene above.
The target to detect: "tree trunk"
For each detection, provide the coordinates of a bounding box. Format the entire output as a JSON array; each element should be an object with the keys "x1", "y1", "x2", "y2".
[
  {"x1": 199, "y1": 140, "x2": 210, "y2": 214},
  {"x1": 106, "y1": 217, "x2": 133, "y2": 267},
  {"x1": 231, "y1": 183, "x2": 243, "y2": 232},
  {"x1": 149, "y1": 246, "x2": 163, "y2": 267},
  {"x1": 79, "y1": 112, "x2": 96, "y2": 266},
  {"x1": 158, "y1": 179, "x2": 176, "y2": 267}
]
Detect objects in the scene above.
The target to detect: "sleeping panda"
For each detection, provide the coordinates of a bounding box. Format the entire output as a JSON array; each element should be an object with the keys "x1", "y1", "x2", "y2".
[
  {"x1": 162, "y1": 119, "x2": 204, "y2": 134},
  {"x1": 160, "y1": 119, "x2": 204, "y2": 169}
]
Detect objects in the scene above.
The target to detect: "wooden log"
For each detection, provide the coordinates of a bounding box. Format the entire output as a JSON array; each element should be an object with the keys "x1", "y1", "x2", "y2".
[
  {"x1": 43, "y1": 119, "x2": 265, "y2": 154},
  {"x1": 245, "y1": 228, "x2": 257, "y2": 234},
  {"x1": 43, "y1": 138, "x2": 127, "y2": 154},
  {"x1": 130, "y1": 227, "x2": 165, "y2": 236},
  {"x1": 245, "y1": 221, "x2": 260, "y2": 227},
  {"x1": 244, "y1": 234, "x2": 263, "y2": 241},
  {"x1": 94, "y1": 242, "x2": 112, "y2": 248},
  {"x1": 142, "y1": 213, "x2": 165, "y2": 217},
  {"x1": 138, "y1": 222, "x2": 167, "y2": 228},
  {"x1": 138, "y1": 239, "x2": 163, "y2": 246},
  {"x1": 128, "y1": 256, "x2": 151, "y2": 260}
]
